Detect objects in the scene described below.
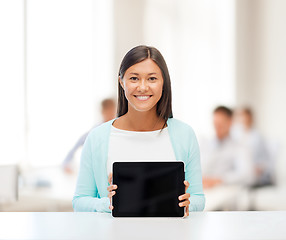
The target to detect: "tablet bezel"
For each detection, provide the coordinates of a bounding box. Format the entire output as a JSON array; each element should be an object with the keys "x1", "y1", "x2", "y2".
[{"x1": 111, "y1": 161, "x2": 185, "y2": 217}]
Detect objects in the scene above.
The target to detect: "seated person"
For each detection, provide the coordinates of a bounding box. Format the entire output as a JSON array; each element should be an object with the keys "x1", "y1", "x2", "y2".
[
  {"x1": 200, "y1": 106, "x2": 254, "y2": 189},
  {"x1": 232, "y1": 107, "x2": 274, "y2": 187},
  {"x1": 63, "y1": 98, "x2": 116, "y2": 173}
]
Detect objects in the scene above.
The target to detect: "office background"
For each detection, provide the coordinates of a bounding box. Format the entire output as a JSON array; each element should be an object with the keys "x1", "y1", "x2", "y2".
[{"x1": 0, "y1": 0, "x2": 286, "y2": 211}]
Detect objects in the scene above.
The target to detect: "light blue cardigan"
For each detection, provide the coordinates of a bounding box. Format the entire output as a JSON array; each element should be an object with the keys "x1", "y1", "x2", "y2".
[{"x1": 72, "y1": 118, "x2": 205, "y2": 212}]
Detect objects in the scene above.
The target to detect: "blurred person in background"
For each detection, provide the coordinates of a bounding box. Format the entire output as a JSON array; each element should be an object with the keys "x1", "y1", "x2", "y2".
[
  {"x1": 200, "y1": 106, "x2": 254, "y2": 189},
  {"x1": 63, "y1": 98, "x2": 116, "y2": 173},
  {"x1": 232, "y1": 107, "x2": 274, "y2": 187}
]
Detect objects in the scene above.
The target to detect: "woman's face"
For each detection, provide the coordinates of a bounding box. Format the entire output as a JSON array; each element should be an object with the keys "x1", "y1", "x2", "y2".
[{"x1": 119, "y1": 59, "x2": 164, "y2": 113}]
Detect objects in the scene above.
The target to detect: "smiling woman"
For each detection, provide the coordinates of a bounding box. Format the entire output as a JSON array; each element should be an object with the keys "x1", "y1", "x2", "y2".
[{"x1": 72, "y1": 45, "x2": 205, "y2": 216}]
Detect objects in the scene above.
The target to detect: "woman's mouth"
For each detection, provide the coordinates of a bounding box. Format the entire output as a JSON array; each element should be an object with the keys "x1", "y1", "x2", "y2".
[{"x1": 134, "y1": 95, "x2": 152, "y2": 101}]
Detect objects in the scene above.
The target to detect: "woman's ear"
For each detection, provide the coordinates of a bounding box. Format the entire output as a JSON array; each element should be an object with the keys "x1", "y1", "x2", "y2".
[{"x1": 119, "y1": 77, "x2": 124, "y2": 90}]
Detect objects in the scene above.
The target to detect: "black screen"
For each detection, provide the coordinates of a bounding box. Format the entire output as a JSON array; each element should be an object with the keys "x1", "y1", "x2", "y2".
[{"x1": 112, "y1": 162, "x2": 185, "y2": 217}]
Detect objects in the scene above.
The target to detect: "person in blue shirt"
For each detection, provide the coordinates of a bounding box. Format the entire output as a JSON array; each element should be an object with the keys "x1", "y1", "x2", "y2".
[{"x1": 73, "y1": 45, "x2": 205, "y2": 216}]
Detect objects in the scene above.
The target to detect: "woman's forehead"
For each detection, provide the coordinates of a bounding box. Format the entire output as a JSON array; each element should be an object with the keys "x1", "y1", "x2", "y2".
[{"x1": 125, "y1": 59, "x2": 161, "y2": 75}]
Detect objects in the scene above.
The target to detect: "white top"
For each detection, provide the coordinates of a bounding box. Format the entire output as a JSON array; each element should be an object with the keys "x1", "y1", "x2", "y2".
[
  {"x1": 107, "y1": 125, "x2": 176, "y2": 174},
  {"x1": 200, "y1": 136, "x2": 254, "y2": 185}
]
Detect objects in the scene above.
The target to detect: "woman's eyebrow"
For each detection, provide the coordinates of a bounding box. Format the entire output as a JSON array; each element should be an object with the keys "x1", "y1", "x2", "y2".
[{"x1": 129, "y1": 72, "x2": 157, "y2": 75}]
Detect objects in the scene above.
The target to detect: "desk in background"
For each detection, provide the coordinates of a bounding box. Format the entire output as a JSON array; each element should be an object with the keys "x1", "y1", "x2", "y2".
[
  {"x1": 204, "y1": 185, "x2": 244, "y2": 210},
  {"x1": 1, "y1": 167, "x2": 76, "y2": 212},
  {"x1": 2, "y1": 166, "x2": 285, "y2": 212},
  {"x1": 1, "y1": 167, "x2": 245, "y2": 212},
  {"x1": 0, "y1": 211, "x2": 285, "y2": 240}
]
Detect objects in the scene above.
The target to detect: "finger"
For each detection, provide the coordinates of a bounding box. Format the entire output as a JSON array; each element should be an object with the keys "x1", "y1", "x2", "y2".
[
  {"x1": 108, "y1": 191, "x2": 116, "y2": 198},
  {"x1": 108, "y1": 173, "x2": 113, "y2": 185},
  {"x1": 179, "y1": 200, "x2": 190, "y2": 208},
  {"x1": 184, "y1": 180, "x2": 190, "y2": 192},
  {"x1": 107, "y1": 185, "x2": 117, "y2": 192},
  {"x1": 178, "y1": 193, "x2": 190, "y2": 201},
  {"x1": 107, "y1": 184, "x2": 117, "y2": 191},
  {"x1": 109, "y1": 205, "x2": 114, "y2": 210},
  {"x1": 184, "y1": 205, "x2": 189, "y2": 217}
]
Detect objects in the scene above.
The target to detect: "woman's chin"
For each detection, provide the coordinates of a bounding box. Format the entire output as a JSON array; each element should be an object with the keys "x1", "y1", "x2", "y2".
[{"x1": 131, "y1": 105, "x2": 157, "y2": 113}]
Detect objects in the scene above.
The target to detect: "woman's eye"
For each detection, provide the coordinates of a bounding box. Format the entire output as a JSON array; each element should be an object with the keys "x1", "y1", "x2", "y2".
[
  {"x1": 149, "y1": 77, "x2": 157, "y2": 81},
  {"x1": 130, "y1": 77, "x2": 138, "y2": 81}
]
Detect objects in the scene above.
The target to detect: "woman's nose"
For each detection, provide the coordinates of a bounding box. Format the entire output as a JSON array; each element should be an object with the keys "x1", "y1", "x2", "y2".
[{"x1": 137, "y1": 80, "x2": 149, "y2": 92}]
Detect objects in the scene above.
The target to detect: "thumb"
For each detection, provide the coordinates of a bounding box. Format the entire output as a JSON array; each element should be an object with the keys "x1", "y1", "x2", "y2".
[
  {"x1": 108, "y1": 173, "x2": 113, "y2": 185},
  {"x1": 184, "y1": 180, "x2": 190, "y2": 192}
]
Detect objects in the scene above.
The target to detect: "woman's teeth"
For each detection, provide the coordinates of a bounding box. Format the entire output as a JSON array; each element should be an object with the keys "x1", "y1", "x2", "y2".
[{"x1": 135, "y1": 95, "x2": 151, "y2": 100}]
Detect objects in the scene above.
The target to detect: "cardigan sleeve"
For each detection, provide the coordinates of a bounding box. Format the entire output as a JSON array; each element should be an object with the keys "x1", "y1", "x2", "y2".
[
  {"x1": 185, "y1": 128, "x2": 205, "y2": 212},
  {"x1": 72, "y1": 134, "x2": 110, "y2": 212}
]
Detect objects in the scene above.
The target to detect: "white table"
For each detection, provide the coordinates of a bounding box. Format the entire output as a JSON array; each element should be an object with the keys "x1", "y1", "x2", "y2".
[{"x1": 0, "y1": 211, "x2": 285, "y2": 240}]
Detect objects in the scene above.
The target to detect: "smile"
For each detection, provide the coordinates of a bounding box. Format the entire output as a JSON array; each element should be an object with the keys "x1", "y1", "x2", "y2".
[{"x1": 134, "y1": 95, "x2": 152, "y2": 101}]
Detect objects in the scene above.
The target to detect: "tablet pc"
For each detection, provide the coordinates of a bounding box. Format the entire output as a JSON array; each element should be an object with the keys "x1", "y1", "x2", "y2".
[{"x1": 112, "y1": 161, "x2": 185, "y2": 217}]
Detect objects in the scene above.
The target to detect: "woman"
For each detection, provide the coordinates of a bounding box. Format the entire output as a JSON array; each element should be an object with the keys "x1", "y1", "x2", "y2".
[{"x1": 72, "y1": 45, "x2": 205, "y2": 216}]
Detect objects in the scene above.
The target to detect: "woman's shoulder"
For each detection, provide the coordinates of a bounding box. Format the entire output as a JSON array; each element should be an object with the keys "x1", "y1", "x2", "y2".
[
  {"x1": 167, "y1": 118, "x2": 195, "y2": 132},
  {"x1": 167, "y1": 118, "x2": 198, "y2": 142},
  {"x1": 167, "y1": 118, "x2": 199, "y2": 155},
  {"x1": 87, "y1": 119, "x2": 114, "y2": 140}
]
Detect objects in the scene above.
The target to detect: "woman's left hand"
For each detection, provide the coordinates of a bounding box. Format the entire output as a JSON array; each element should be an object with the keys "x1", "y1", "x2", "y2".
[{"x1": 178, "y1": 180, "x2": 190, "y2": 217}]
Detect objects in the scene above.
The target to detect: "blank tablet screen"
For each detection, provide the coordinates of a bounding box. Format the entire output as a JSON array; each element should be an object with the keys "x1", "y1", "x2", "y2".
[{"x1": 112, "y1": 161, "x2": 185, "y2": 217}]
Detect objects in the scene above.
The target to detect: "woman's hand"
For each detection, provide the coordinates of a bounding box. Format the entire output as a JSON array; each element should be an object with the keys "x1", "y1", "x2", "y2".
[
  {"x1": 178, "y1": 180, "x2": 190, "y2": 217},
  {"x1": 107, "y1": 173, "x2": 117, "y2": 210}
]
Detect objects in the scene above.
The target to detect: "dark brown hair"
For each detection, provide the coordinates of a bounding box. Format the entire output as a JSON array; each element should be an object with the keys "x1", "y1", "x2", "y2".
[
  {"x1": 242, "y1": 107, "x2": 253, "y2": 118},
  {"x1": 101, "y1": 98, "x2": 115, "y2": 110},
  {"x1": 214, "y1": 106, "x2": 233, "y2": 118},
  {"x1": 117, "y1": 45, "x2": 173, "y2": 123}
]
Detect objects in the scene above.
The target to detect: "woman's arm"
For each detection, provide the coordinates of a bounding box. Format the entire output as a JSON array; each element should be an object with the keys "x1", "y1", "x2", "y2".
[
  {"x1": 185, "y1": 128, "x2": 205, "y2": 211},
  {"x1": 72, "y1": 134, "x2": 110, "y2": 212}
]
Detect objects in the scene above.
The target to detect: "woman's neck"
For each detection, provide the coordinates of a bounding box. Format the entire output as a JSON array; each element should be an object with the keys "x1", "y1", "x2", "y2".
[{"x1": 114, "y1": 108, "x2": 166, "y2": 131}]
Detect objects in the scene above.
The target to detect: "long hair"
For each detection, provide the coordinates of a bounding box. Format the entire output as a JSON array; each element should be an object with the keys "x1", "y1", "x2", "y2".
[{"x1": 117, "y1": 45, "x2": 173, "y2": 123}]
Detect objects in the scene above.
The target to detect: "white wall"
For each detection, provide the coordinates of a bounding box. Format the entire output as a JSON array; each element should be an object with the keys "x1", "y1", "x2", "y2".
[
  {"x1": 24, "y1": 0, "x2": 114, "y2": 167},
  {"x1": 26, "y1": 0, "x2": 95, "y2": 166},
  {"x1": 1, "y1": 0, "x2": 115, "y2": 167},
  {"x1": 236, "y1": 0, "x2": 286, "y2": 184},
  {"x1": 113, "y1": 0, "x2": 146, "y2": 72},
  {"x1": 113, "y1": 0, "x2": 236, "y2": 138},
  {"x1": 0, "y1": 0, "x2": 25, "y2": 165},
  {"x1": 92, "y1": 0, "x2": 115, "y2": 105}
]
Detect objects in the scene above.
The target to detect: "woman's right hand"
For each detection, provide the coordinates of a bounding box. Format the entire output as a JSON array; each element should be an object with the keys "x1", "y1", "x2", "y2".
[{"x1": 107, "y1": 173, "x2": 117, "y2": 210}]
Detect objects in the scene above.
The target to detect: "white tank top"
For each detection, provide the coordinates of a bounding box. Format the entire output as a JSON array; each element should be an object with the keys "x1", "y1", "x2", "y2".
[{"x1": 107, "y1": 125, "x2": 176, "y2": 175}]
